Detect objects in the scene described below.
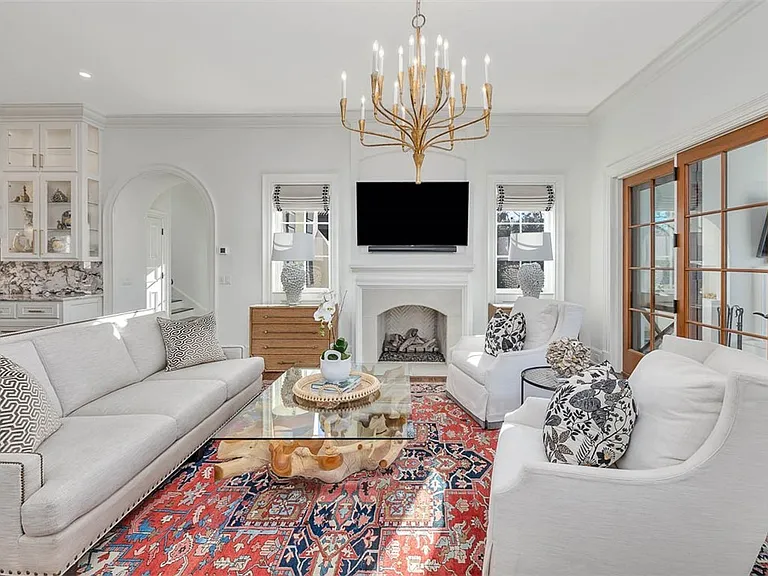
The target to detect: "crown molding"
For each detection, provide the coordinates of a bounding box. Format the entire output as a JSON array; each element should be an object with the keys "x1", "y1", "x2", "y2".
[
  {"x1": 590, "y1": 0, "x2": 762, "y2": 118},
  {"x1": 0, "y1": 103, "x2": 107, "y2": 128},
  {"x1": 606, "y1": 91, "x2": 768, "y2": 178},
  {"x1": 105, "y1": 111, "x2": 588, "y2": 130}
]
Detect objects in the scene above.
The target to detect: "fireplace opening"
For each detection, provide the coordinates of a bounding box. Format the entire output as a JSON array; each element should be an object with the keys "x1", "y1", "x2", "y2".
[{"x1": 377, "y1": 305, "x2": 447, "y2": 363}]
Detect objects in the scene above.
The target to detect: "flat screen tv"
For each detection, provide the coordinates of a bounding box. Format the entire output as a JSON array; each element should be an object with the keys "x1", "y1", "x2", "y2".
[{"x1": 356, "y1": 181, "x2": 469, "y2": 248}]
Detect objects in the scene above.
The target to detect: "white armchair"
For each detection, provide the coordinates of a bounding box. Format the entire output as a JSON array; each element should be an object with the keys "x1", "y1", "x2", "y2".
[
  {"x1": 446, "y1": 298, "x2": 584, "y2": 428},
  {"x1": 484, "y1": 336, "x2": 768, "y2": 576}
]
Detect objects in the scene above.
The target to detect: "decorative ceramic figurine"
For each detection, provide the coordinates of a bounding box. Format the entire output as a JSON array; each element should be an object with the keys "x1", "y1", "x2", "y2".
[
  {"x1": 21, "y1": 207, "x2": 33, "y2": 227},
  {"x1": 48, "y1": 237, "x2": 67, "y2": 253},
  {"x1": 57, "y1": 210, "x2": 71, "y2": 230},
  {"x1": 51, "y1": 188, "x2": 68, "y2": 203},
  {"x1": 12, "y1": 231, "x2": 32, "y2": 253},
  {"x1": 13, "y1": 185, "x2": 31, "y2": 203}
]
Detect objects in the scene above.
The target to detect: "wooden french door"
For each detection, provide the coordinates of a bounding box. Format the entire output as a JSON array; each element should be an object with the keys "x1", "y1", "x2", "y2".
[
  {"x1": 677, "y1": 118, "x2": 768, "y2": 358},
  {"x1": 623, "y1": 161, "x2": 677, "y2": 373}
]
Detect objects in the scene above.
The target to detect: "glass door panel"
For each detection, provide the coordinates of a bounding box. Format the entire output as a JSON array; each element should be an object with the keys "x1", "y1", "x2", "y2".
[
  {"x1": 623, "y1": 161, "x2": 676, "y2": 373},
  {"x1": 87, "y1": 179, "x2": 100, "y2": 258},
  {"x1": 41, "y1": 176, "x2": 75, "y2": 258},
  {"x1": 726, "y1": 206, "x2": 768, "y2": 269},
  {"x1": 726, "y1": 139, "x2": 768, "y2": 208},
  {"x1": 5, "y1": 124, "x2": 39, "y2": 171},
  {"x1": 688, "y1": 213, "x2": 721, "y2": 268},
  {"x1": 687, "y1": 270, "x2": 721, "y2": 326},
  {"x1": 40, "y1": 123, "x2": 77, "y2": 171},
  {"x1": 688, "y1": 155, "x2": 721, "y2": 214},
  {"x1": 4, "y1": 176, "x2": 37, "y2": 256}
]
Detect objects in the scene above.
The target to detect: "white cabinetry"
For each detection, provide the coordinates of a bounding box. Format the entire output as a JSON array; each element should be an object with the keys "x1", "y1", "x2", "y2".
[
  {"x1": 1, "y1": 116, "x2": 101, "y2": 261},
  {"x1": 0, "y1": 295, "x2": 104, "y2": 335}
]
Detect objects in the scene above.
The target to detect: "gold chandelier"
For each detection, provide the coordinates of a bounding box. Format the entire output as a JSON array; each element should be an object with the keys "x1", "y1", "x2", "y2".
[{"x1": 339, "y1": 0, "x2": 493, "y2": 184}]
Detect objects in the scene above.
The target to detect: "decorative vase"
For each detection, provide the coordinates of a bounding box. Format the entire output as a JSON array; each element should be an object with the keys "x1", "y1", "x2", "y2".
[
  {"x1": 281, "y1": 261, "x2": 306, "y2": 306},
  {"x1": 518, "y1": 262, "x2": 545, "y2": 298},
  {"x1": 320, "y1": 350, "x2": 352, "y2": 383}
]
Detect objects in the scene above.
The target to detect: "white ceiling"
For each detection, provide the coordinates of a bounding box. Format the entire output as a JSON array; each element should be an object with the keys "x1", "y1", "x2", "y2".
[{"x1": 0, "y1": 1, "x2": 724, "y2": 116}]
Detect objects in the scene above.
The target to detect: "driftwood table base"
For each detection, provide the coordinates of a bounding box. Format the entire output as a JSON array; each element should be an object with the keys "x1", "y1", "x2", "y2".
[{"x1": 214, "y1": 437, "x2": 407, "y2": 483}]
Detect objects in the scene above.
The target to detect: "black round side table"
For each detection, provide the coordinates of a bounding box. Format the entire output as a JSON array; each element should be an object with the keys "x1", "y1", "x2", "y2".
[{"x1": 520, "y1": 366, "x2": 564, "y2": 402}]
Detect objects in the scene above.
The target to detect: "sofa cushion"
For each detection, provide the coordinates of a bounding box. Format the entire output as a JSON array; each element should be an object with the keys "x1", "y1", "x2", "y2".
[
  {"x1": 484, "y1": 310, "x2": 526, "y2": 356},
  {"x1": 451, "y1": 349, "x2": 496, "y2": 385},
  {"x1": 117, "y1": 312, "x2": 168, "y2": 380},
  {"x1": 620, "y1": 350, "x2": 726, "y2": 470},
  {"x1": 145, "y1": 357, "x2": 264, "y2": 399},
  {"x1": 72, "y1": 379, "x2": 227, "y2": 438},
  {"x1": 22, "y1": 414, "x2": 176, "y2": 537},
  {"x1": 33, "y1": 323, "x2": 140, "y2": 415},
  {"x1": 512, "y1": 297, "x2": 558, "y2": 350},
  {"x1": 543, "y1": 365, "x2": 637, "y2": 467},
  {"x1": 0, "y1": 340, "x2": 62, "y2": 417},
  {"x1": 0, "y1": 355, "x2": 61, "y2": 452},
  {"x1": 157, "y1": 313, "x2": 226, "y2": 371}
]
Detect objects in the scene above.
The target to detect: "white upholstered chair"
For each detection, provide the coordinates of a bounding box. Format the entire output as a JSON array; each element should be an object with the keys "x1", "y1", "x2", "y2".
[
  {"x1": 484, "y1": 335, "x2": 768, "y2": 576},
  {"x1": 446, "y1": 298, "x2": 584, "y2": 428}
]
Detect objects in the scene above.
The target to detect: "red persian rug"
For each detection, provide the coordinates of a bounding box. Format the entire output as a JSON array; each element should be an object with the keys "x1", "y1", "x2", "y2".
[{"x1": 71, "y1": 379, "x2": 498, "y2": 576}]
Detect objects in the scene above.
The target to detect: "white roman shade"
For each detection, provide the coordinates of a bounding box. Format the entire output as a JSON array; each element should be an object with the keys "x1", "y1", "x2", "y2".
[
  {"x1": 273, "y1": 184, "x2": 330, "y2": 214},
  {"x1": 496, "y1": 184, "x2": 555, "y2": 212}
]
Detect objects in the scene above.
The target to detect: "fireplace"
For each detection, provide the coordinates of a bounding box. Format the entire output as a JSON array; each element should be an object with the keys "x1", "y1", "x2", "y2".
[{"x1": 378, "y1": 305, "x2": 447, "y2": 362}]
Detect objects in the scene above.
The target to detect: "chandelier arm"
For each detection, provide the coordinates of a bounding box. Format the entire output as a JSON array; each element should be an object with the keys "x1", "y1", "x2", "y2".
[
  {"x1": 427, "y1": 100, "x2": 468, "y2": 129},
  {"x1": 372, "y1": 97, "x2": 416, "y2": 134},
  {"x1": 416, "y1": 93, "x2": 451, "y2": 150},
  {"x1": 341, "y1": 120, "x2": 416, "y2": 148},
  {"x1": 370, "y1": 104, "x2": 417, "y2": 149},
  {"x1": 426, "y1": 123, "x2": 491, "y2": 148},
  {"x1": 423, "y1": 111, "x2": 490, "y2": 148},
  {"x1": 431, "y1": 143, "x2": 456, "y2": 151}
]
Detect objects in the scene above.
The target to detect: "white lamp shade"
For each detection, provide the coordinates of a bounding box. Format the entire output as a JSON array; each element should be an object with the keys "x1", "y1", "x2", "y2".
[
  {"x1": 271, "y1": 232, "x2": 315, "y2": 262},
  {"x1": 508, "y1": 232, "x2": 553, "y2": 261}
]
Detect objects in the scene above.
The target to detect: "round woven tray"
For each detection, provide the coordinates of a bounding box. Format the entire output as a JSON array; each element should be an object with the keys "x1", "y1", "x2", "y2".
[{"x1": 293, "y1": 371, "x2": 381, "y2": 409}]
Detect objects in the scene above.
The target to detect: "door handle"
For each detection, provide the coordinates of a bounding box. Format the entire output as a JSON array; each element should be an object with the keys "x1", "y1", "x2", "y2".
[
  {"x1": 32, "y1": 153, "x2": 37, "y2": 168},
  {"x1": 39, "y1": 154, "x2": 44, "y2": 168}
]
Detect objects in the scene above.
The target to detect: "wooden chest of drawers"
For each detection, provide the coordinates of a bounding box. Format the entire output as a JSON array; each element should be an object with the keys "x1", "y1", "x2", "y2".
[{"x1": 250, "y1": 305, "x2": 328, "y2": 379}]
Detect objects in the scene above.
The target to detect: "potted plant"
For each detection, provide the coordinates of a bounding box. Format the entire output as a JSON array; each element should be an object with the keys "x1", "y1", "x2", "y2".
[{"x1": 314, "y1": 291, "x2": 352, "y2": 382}]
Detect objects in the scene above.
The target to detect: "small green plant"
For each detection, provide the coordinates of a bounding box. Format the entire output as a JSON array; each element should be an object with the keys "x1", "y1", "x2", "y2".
[{"x1": 331, "y1": 337, "x2": 351, "y2": 360}]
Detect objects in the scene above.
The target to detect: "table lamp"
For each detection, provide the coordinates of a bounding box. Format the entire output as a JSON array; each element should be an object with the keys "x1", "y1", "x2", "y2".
[
  {"x1": 508, "y1": 232, "x2": 553, "y2": 298},
  {"x1": 271, "y1": 232, "x2": 315, "y2": 305}
]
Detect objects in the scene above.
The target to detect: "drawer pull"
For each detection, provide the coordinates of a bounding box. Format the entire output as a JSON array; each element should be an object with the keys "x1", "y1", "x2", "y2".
[
  {"x1": 26, "y1": 309, "x2": 46, "y2": 313},
  {"x1": 264, "y1": 330, "x2": 268, "y2": 334},
  {"x1": 278, "y1": 361, "x2": 295, "y2": 366}
]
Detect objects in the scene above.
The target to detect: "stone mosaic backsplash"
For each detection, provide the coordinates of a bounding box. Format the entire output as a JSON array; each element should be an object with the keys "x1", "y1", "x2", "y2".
[{"x1": 0, "y1": 261, "x2": 102, "y2": 296}]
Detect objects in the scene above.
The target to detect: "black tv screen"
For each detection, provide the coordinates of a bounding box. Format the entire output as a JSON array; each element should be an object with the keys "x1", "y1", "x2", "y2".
[{"x1": 356, "y1": 181, "x2": 469, "y2": 246}]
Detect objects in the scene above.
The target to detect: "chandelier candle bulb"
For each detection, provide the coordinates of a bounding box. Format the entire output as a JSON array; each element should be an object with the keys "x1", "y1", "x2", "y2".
[
  {"x1": 393, "y1": 81, "x2": 399, "y2": 106},
  {"x1": 361, "y1": 95, "x2": 366, "y2": 118},
  {"x1": 434, "y1": 49, "x2": 439, "y2": 73},
  {"x1": 372, "y1": 41, "x2": 379, "y2": 73},
  {"x1": 408, "y1": 35, "x2": 414, "y2": 65},
  {"x1": 341, "y1": 71, "x2": 347, "y2": 99},
  {"x1": 461, "y1": 56, "x2": 466, "y2": 85},
  {"x1": 398, "y1": 46, "x2": 403, "y2": 74},
  {"x1": 484, "y1": 54, "x2": 490, "y2": 84},
  {"x1": 443, "y1": 40, "x2": 449, "y2": 71},
  {"x1": 379, "y1": 48, "x2": 384, "y2": 77},
  {"x1": 419, "y1": 35, "x2": 426, "y2": 65}
]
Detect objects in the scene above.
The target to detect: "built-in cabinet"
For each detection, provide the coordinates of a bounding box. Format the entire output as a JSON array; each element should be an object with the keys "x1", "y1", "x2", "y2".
[
  {"x1": 0, "y1": 295, "x2": 103, "y2": 335},
  {"x1": 1, "y1": 118, "x2": 101, "y2": 261}
]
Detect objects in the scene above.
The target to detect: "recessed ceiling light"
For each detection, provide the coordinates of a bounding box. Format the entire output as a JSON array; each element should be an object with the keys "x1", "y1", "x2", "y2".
[{"x1": 79, "y1": 71, "x2": 92, "y2": 79}]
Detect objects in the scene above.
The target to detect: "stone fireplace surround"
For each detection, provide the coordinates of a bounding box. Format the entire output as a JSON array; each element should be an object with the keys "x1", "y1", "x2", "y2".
[{"x1": 353, "y1": 266, "x2": 471, "y2": 364}]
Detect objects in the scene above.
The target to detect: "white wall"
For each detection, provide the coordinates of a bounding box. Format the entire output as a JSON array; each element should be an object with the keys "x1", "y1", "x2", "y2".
[
  {"x1": 103, "y1": 118, "x2": 592, "y2": 350},
  {"x1": 167, "y1": 182, "x2": 211, "y2": 310},
  {"x1": 589, "y1": 2, "x2": 768, "y2": 362}
]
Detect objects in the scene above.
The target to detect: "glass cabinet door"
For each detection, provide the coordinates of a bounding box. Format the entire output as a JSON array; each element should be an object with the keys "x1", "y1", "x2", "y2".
[
  {"x1": 4, "y1": 175, "x2": 38, "y2": 257},
  {"x1": 86, "y1": 178, "x2": 100, "y2": 259},
  {"x1": 4, "y1": 124, "x2": 39, "y2": 171},
  {"x1": 40, "y1": 123, "x2": 77, "y2": 172},
  {"x1": 40, "y1": 175, "x2": 76, "y2": 258}
]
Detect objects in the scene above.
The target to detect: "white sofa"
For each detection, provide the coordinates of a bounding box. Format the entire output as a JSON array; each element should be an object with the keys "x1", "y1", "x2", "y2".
[
  {"x1": 446, "y1": 298, "x2": 584, "y2": 428},
  {"x1": 0, "y1": 310, "x2": 264, "y2": 575},
  {"x1": 484, "y1": 335, "x2": 768, "y2": 576}
]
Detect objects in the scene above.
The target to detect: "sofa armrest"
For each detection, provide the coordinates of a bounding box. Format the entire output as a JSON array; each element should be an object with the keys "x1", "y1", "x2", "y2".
[
  {"x1": 504, "y1": 397, "x2": 549, "y2": 428},
  {"x1": 485, "y1": 346, "x2": 548, "y2": 396},
  {"x1": 447, "y1": 335, "x2": 485, "y2": 362},
  {"x1": 0, "y1": 453, "x2": 42, "y2": 541},
  {"x1": 222, "y1": 345, "x2": 245, "y2": 360}
]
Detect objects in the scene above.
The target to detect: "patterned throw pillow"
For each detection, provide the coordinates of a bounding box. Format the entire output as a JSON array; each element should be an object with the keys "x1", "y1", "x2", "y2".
[
  {"x1": 0, "y1": 355, "x2": 60, "y2": 453},
  {"x1": 157, "y1": 313, "x2": 227, "y2": 372},
  {"x1": 542, "y1": 363, "x2": 637, "y2": 467},
  {"x1": 484, "y1": 310, "x2": 526, "y2": 356}
]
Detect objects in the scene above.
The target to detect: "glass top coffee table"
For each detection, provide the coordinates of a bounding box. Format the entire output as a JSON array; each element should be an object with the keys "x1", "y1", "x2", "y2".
[{"x1": 213, "y1": 364, "x2": 413, "y2": 483}]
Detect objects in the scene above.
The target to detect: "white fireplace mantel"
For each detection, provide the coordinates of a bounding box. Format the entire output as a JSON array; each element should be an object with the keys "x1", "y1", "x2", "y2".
[{"x1": 352, "y1": 267, "x2": 471, "y2": 363}]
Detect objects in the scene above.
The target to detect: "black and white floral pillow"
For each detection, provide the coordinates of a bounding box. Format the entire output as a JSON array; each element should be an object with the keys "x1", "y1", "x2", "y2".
[
  {"x1": 543, "y1": 362, "x2": 637, "y2": 467},
  {"x1": 484, "y1": 310, "x2": 526, "y2": 356}
]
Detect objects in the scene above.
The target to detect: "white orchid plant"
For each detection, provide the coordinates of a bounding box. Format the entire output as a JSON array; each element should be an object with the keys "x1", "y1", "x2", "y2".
[{"x1": 314, "y1": 290, "x2": 350, "y2": 359}]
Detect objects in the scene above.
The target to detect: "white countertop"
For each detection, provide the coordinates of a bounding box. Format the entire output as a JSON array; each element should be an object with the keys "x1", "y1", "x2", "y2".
[{"x1": 0, "y1": 293, "x2": 103, "y2": 302}]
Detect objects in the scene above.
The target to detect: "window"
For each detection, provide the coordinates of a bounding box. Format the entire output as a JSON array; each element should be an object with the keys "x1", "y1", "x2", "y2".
[
  {"x1": 266, "y1": 181, "x2": 333, "y2": 301},
  {"x1": 494, "y1": 183, "x2": 558, "y2": 299}
]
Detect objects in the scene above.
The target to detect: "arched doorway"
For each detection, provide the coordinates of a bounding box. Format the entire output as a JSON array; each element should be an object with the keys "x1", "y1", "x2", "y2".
[{"x1": 103, "y1": 166, "x2": 216, "y2": 316}]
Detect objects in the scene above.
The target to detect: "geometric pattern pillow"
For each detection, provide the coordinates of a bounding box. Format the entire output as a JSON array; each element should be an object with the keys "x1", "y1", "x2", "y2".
[
  {"x1": 484, "y1": 310, "x2": 526, "y2": 356},
  {"x1": 543, "y1": 362, "x2": 637, "y2": 467},
  {"x1": 157, "y1": 312, "x2": 227, "y2": 372},
  {"x1": 0, "y1": 355, "x2": 60, "y2": 452}
]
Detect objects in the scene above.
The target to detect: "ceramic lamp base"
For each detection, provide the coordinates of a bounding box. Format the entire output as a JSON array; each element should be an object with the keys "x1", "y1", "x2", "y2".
[
  {"x1": 281, "y1": 261, "x2": 306, "y2": 306},
  {"x1": 519, "y1": 262, "x2": 545, "y2": 298}
]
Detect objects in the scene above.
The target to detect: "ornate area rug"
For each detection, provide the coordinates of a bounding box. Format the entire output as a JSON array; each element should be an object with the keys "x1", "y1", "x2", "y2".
[{"x1": 71, "y1": 379, "x2": 497, "y2": 576}]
